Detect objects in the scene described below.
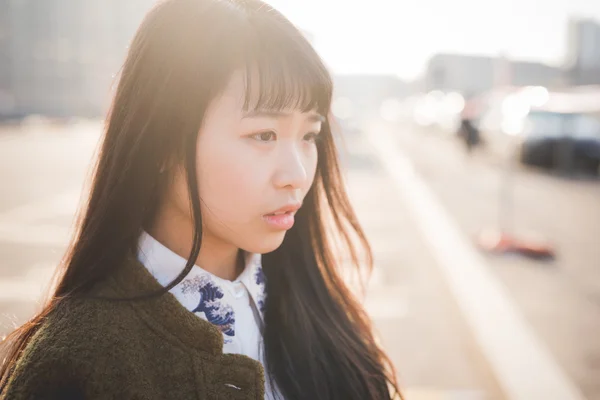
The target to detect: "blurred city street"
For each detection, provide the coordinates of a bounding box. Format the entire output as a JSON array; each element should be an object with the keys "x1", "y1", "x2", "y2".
[
  {"x1": 385, "y1": 122, "x2": 600, "y2": 399},
  {"x1": 0, "y1": 122, "x2": 99, "y2": 328},
  {"x1": 352, "y1": 119, "x2": 600, "y2": 400},
  {"x1": 1, "y1": 120, "x2": 598, "y2": 399}
]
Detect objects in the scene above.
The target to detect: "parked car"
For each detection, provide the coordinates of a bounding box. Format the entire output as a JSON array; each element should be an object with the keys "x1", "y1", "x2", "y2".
[{"x1": 519, "y1": 111, "x2": 600, "y2": 175}]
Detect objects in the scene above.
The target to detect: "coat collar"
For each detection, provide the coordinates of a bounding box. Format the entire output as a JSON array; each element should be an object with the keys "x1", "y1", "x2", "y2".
[
  {"x1": 90, "y1": 251, "x2": 225, "y2": 356},
  {"x1": 89, "y1": 232, "x2": 268, "y2": 358}
]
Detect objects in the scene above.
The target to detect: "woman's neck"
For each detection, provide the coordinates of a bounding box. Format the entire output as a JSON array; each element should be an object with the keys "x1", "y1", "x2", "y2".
[{"x1": 148, "y1": 207, "x2": 243, "y2": 281}]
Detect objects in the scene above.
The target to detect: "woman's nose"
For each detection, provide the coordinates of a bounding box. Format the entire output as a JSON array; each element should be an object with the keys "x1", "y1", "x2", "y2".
[{"x1": 272, "y1": 145, "x2": 310, "y2": 190}]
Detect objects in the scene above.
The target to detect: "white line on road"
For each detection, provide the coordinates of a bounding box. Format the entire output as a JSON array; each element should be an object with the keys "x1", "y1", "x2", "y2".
[
  {"x1": 0, "y1": 189, "x2": 81, "y2": 246},
  {"x1": 0, "y1": 263, "x2": 57, "y2": 302},
  {"x1": 366, "y1": 126, "x2": 586, "y2": 400},
  {"x1": 0, "y1": 189, "x2": 82, "y2": 225}
]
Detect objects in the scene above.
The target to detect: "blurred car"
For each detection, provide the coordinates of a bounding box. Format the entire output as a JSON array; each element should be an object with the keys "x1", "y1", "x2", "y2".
[
  {"x1": 475, "y1": 87, "x2": 600, "y2": 175},
  {"x1": 519, "y1": 111, "x2": 600, "y2": 175}
]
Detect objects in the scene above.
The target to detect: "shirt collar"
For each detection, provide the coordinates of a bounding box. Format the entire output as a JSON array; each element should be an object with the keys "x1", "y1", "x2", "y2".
[{"x1": 136, "y1": 231, "x2": 267, "y2": 320}]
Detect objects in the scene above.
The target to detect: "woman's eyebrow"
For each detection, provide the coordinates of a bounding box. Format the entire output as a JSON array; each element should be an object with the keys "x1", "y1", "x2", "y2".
[{"x1": 243, "y1": 110, "x2": 325, "y2": 123}]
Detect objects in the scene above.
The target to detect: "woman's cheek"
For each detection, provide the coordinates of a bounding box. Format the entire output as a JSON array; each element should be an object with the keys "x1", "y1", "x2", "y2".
[
  {"x1": 305, "y1": 150, "x2": 319, "y2": 189},
  {"x1": 201, "y1": 157, "x2": 266, "y2": 219}
]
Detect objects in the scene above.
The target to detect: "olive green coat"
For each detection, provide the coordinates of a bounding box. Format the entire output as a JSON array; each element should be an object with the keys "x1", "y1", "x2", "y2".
[{"x1": 2, "y1": 255, "x2": 265, "y2": 400}]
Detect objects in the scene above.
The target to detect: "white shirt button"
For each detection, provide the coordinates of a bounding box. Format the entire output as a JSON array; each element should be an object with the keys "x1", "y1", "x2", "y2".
[{"x1": 232, "y1": 282, "x2": 246, "y2": 299}]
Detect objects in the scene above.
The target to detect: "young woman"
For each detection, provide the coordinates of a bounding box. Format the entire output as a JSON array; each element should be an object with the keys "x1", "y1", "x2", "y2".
[{"x1": 0, "y1": 0, "x2": 402, "y2": 399}]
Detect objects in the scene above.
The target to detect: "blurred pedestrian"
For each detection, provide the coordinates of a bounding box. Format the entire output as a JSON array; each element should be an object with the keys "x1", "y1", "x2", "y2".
[
  {"x1": 459, "y1": 95, "x2": 480, "y2": 154},
  {"x1": 0, "y1": 1, "x2": 402, "y2": 400},
  {"x1": 460, "y1": 118, "x2": 479, "y2": 153}
]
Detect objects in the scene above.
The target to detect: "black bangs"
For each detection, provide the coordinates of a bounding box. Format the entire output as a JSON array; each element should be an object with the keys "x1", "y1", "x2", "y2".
[{"x1": 238, "y1": 15, "x2": 333, "y2": 116}]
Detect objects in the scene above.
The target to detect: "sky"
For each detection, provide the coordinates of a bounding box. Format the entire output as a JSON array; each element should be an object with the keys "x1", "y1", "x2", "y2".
[{"x1": 266, "y1": 0, "x2": 600, "y2": 80}]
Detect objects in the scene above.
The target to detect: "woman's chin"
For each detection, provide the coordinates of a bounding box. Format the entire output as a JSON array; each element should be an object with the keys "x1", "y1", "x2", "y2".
[{"x1": 245, "y1": 231, "x2": 287, "y2": 254}]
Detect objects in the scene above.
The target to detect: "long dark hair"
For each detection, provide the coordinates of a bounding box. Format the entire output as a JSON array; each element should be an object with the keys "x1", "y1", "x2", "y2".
[{"x1": 0, "y1": 1, "x2": 402, "y2": 398}]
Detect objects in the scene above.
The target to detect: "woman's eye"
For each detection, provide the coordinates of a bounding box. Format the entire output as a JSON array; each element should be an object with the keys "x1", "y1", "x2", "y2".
[
  {"x1": 252, "y1": 131, "x2": 277, "y2": 142},
  {"x1": 304, "y1": 132, "x2": 322, "y2": 143}
]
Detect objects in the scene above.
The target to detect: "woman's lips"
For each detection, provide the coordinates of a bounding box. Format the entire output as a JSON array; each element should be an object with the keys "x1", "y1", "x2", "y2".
[{"x1": 263, "y1": 211, "x2": 295, "y2": 230}]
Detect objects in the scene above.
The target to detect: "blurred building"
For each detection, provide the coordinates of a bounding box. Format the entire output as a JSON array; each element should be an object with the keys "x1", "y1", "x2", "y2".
[
  {"x1": 566, "y1": 18, "x2": 600, "y2": 85},
  {"x1": 511, "y1": 61, "x2": 564, "y2": 87},
  {"x1": 425, "y1": 54, "x2": 495, "y2": 96},
  {"x1": 424, "y1": 53, "x2": 564, "y2": 96},
  {"x1": 0, "y1": 0, "x2": 154, "y2": 119}
]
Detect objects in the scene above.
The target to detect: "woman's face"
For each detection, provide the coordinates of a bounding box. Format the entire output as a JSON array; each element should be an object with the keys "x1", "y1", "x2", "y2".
[{"x1": 170, "y1": 72, "x2": 323, "y2": 254}]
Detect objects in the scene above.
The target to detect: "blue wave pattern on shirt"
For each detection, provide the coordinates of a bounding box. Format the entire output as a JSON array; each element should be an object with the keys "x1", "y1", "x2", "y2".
[
  {"x1": 254, "y1": 266, "x2": 266, "y2": 314},
  {"x1": 180, "y1": 275, "x2": 235, "y2": 339}
]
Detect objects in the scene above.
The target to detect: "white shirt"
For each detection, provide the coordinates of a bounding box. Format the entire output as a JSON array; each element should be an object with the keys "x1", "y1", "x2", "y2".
[{"x1": 137, "y1": 231, "x2": 282, "y2": 400}]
